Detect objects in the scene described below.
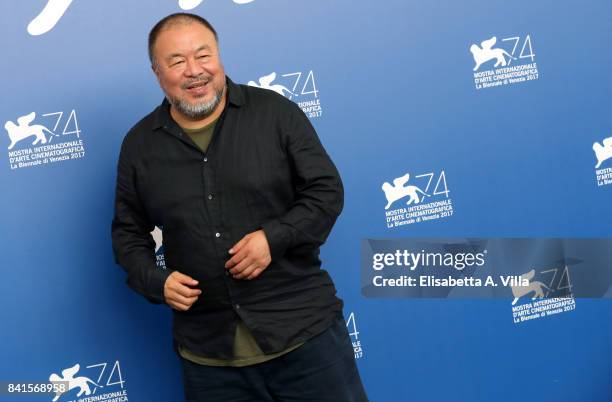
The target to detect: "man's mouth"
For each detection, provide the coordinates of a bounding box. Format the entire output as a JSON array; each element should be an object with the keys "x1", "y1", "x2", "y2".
[{"x1": 184, "y1": 80, "x2": 209, "y2": 90}]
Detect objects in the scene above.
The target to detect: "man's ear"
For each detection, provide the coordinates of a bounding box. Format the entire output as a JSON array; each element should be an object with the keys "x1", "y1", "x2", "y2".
[{"x1": 151, "y1": 63, "x2": 160, "y2": 80}]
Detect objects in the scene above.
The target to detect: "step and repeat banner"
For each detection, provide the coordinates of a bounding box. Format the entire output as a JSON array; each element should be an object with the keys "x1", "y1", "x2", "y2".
[{"x1": 1, "y1": 1, "x2": 611, "y2": 401}]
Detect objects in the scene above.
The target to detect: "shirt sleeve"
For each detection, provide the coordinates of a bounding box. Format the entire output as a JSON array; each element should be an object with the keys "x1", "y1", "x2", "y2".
[
  {"x1": 261, "y1": 102, "x2": 344, "y2": 260},
  {"x1": 111, "y1": 134, "x2": 173, "y2": 304}
]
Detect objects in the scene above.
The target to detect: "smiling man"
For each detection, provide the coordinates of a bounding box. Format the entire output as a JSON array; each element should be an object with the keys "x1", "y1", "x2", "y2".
[{"x1": 111, "y1": 12, "x2": 368, "y2": 402}]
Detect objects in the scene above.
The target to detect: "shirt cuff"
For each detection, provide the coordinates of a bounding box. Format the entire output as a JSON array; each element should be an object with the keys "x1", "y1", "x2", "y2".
[
  {"x1": 148, "y1": 266, "x2": 174, "y2": 305},
  {"x1": 260, "y1": 220, "x2": 292, "y2": 261}
]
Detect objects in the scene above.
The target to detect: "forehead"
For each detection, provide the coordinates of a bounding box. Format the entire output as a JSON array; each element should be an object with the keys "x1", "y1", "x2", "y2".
[{"x1": 154, "y1": 22, "x2": 218, "y2": 56}]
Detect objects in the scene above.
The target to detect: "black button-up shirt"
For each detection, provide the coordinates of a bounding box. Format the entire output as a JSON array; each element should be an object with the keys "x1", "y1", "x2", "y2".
[{"x1": 111, "y1": 77, "x2": 344, "y2": 358}]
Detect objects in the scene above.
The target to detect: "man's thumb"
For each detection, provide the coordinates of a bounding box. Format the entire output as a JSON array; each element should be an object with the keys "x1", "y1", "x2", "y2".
[{"x1": 174, "y1": 271, "x2": 198, "y2": 285}]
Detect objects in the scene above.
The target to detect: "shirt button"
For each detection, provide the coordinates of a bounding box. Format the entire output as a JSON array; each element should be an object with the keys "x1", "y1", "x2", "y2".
[
  {"x1": 208, "y1": 194, "x2": 214, "y2": 200},
  {"x1": 235, "y1": 304, "x2": 240, "y2": 310},
  {"x1": 203, "y1": 157, "x2": 208, "y2": 162},
  {"x1": 215, "y1": 232, "x2": 221, "y2": 238}
]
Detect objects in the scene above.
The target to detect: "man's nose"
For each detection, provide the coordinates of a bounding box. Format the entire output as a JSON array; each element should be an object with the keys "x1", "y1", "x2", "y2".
[{"x1": 184, "y1": 57, "x2": 204, "y2": 77}]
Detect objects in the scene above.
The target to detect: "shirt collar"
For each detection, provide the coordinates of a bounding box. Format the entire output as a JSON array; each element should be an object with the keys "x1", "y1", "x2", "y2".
[{"x1": 152, "y1": 76, "x2": 244, "y2": 130}]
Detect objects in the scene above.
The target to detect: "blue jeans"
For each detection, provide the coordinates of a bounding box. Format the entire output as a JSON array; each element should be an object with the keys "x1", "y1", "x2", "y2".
[{"x1": 181, "y1": 315, "x2": 369, "y2": 402}]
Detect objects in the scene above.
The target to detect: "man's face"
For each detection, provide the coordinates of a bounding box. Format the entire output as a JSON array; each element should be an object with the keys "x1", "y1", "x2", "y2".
[{"x1": 152, "y1": 22, "x2": 226, "y2": 120}]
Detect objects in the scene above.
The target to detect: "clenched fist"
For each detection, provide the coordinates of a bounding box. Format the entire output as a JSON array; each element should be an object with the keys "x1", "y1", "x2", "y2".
[{"x1": 164, "y1": 271, "x2": 202, "y2": 311}]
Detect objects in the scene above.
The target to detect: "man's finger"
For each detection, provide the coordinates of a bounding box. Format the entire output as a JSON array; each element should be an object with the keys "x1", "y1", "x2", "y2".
[
  {"x1": 169, "y1": 300, "x2": 192, "y2": 311},
  {"x1": 233, "y1": 263, "x2": 258, "y2": 279},
  {"x1": 173, "y1": 283, "x2": 202, "y2": 298},
  {"x1": 228, "y1": 235, "x2": 250, "y2": 255},
  {"x1": 229, "y1": 257, "x2": 253, "y2": 274},
  {"x1": 246, "y1": 268, "x2": 263, "y2": 280},
  {"x1": 173, "y1": 271, "x2": 199, "y2": 286},
  {"x1": 169, "y1": 292, "x2": 198, "y2": 306},
  {"x1": 224, "y1": 247, "x2": 249, "y2": 268}
]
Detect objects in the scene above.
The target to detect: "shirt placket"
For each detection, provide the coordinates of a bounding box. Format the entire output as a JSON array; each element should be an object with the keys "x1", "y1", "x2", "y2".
[{"x1": 200, "y1": 120, "x2": 242, "y2": 315}]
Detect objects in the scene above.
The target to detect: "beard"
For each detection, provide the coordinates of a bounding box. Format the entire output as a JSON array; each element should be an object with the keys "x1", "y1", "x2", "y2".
[{"x1": 166, "y1": 80, "x2": 226, "y2": 120}]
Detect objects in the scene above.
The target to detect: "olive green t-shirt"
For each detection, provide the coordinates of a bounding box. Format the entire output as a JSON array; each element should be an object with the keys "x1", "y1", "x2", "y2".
[
  {"x1": 181, "y1": 118, "x2": 217, "y2": 152},
  {"x1": 179, "y1": 320, "x2": 304, "y2": 367},
  {"x1": 178, "y1": 119, "x2": 304, "y2": 366}
]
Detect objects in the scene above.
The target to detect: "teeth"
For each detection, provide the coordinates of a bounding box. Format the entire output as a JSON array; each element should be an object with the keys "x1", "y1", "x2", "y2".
[{"x1": 188, "y1": 81, "x2": 207, "y2": 89}]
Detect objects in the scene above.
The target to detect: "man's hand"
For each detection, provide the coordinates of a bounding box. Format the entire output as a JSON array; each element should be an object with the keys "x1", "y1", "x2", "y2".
[
  {"x1": 164, "y1": 271, "x2": 202, "y2": 311},
  {"x1": 225, "y1": 230, "x2": 272, "y2": 280}
]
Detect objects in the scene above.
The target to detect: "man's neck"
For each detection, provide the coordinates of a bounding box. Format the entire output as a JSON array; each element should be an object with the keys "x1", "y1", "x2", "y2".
[{"x1": 170, "y1": 91, "x2": 227, "y2": 129}]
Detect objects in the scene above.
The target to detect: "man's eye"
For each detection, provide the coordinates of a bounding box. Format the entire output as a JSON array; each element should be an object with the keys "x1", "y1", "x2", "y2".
[
  {"x1": 172, "y1": 60, "x2": 184, "y2": 66},
  {"x1": 198, "y1": 55, "x2": 210, "y2": 59}
]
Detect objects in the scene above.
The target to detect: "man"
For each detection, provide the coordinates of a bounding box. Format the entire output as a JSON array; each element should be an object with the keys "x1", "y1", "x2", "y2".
[{"x1": 111, "y1": 12, "x2": 368, "y2": 402}]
